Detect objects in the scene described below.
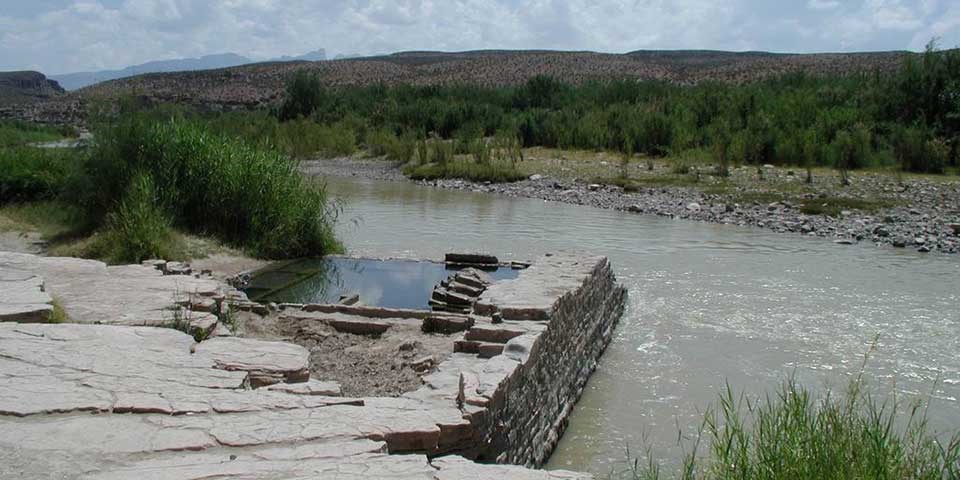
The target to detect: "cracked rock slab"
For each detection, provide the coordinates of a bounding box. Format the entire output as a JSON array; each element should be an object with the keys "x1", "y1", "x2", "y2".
[
  {"x1": 194, "y1": 336, "x2": 310, "y2": 387},
  {"x1": 0, "y1": 269, "x2": 52, "y2": 322},
  {"x1": 0, "y1": 252, "x2": 223, "y2": 326}
]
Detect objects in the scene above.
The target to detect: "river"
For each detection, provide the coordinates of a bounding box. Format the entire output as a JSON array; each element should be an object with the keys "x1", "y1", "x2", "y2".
[{"x1": 322, "y1": 175, "x2": 960, "y2": 475}]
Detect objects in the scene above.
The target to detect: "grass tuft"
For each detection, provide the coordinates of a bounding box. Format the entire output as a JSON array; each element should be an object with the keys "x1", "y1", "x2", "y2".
[
  {"x1": 403, "y1": 160, "x2": 527, "y2": 183},
  {"x1": 616, "y1": 347, "x2": 960, "y2": 480}
]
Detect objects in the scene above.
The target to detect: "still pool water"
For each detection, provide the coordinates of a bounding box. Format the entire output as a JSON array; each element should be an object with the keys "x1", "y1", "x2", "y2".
[
  {"x1": 319, "y1": 175, "x2": 959, "y2": 475},
  {"x1": 245, "y1": 256, "x2": 518, "y2": 310}
]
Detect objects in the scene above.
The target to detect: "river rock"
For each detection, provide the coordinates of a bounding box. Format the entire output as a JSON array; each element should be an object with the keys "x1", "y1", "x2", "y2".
[{"x1": 686, "y1": 202, "x2": 701, "y2": 212}]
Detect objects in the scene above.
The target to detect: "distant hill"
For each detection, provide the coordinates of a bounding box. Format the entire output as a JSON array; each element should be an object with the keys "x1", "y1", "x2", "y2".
[
  {"x1": 0, "y1": 71, "x2": 65, "y2": 103},
  {"x1": 274, "y1": 49, "x2": 327, "y2": 63},
  {"x1": 50, "y1": 49, "x2": 328, "y2": 90},
  {"x1": 72, "y1": 49, "x2": 911, "y2": 109}
]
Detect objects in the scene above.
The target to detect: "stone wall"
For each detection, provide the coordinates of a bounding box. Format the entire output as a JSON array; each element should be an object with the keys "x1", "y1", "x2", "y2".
[{"x1": 465, "y1": 254, "x2": 627, "y2": 466}]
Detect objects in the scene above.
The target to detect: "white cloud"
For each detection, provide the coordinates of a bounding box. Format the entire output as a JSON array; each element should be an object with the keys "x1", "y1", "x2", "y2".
[{"x1": 0, "y1": 0, "x2": 954, "y2": 74}]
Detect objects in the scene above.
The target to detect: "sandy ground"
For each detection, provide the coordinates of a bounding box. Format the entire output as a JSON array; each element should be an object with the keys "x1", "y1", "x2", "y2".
[{"x1": 235, "y1": 310, "x2": 455, "y2": 397}]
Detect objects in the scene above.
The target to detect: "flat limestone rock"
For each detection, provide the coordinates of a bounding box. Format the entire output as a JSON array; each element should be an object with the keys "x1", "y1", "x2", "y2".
[
  {"x1": 432, "y1": 456, "x2": 592, "y2": 479},
  {"x1": 0, "y1": 252, "x2": 222, "y2": 326},
  {"x1": 0, "y1": 269, "x2": 52, "y2": 322},
  {"x1": 81, "y1": 446, "x2": 433, "y2": 480},
  {"x1": 475, "y1": 253, "x2": 605, "y2": 320},
  {"x1": 194, "y1": 337, "x2": 310, "y2": 386},
  {"x1": 265, "y1": 379, "x2": 343, "y2": 396}
]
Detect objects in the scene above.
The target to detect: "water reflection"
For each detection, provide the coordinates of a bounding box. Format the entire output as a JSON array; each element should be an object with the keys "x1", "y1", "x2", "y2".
[{"x1": 246, "y1": 256, "x2": 518, "y2": 310}]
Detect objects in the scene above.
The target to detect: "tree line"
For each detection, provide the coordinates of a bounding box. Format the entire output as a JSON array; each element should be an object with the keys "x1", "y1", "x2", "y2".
[{"x1": 267, "y1": 42, "x2": 958, "y2": 174}]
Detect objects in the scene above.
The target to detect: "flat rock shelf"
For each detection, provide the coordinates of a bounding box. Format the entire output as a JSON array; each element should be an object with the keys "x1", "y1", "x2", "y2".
[{"x1": 0, "y1": 251, "x2": 625, "y2": 479}]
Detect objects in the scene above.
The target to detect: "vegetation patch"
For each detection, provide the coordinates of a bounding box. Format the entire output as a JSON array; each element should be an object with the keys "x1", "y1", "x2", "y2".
[
  {"x1": 78, "y1": 112, "x2": 342, "y2": 261},
  {"x1": 617, "y1": 374, "x2": 960, "y2": 480},
  {"x1": 0, "y1": 110, "x2": 342, "y2": 263},
  {"x1": 216, "y1": 44, "x2": 960, "y2": 177},
  {"x1": 403, "y1": 160, "x2": 527, "y2": 183},
  {"x1": 0, "y1": 148, "x2": 81, "y2": 204},
  {"x1": 0, "y1": 120, "x2": 73, "y2": 147}
]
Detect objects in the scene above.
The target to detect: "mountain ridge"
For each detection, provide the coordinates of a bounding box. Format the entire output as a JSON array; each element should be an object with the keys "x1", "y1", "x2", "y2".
[{"x1": 49, "y1": 49, "x2": 328, "y2": 90}]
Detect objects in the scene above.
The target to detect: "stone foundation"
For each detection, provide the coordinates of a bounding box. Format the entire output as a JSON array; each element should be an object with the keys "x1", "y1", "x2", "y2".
[
  {"x1": 467, "y1": 254, "x2": 627, "y2": 466},
  {"x1": 0, "y1": 251, "x2": 625, "y2": 478}
]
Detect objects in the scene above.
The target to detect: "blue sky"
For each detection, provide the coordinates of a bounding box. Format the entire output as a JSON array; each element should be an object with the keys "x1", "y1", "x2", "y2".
[{"x1": 1, "y1": 0, "x2": 957, "y2": 74}]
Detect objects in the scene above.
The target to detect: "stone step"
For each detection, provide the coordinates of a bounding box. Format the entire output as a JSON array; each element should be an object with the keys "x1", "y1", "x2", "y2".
[
  {"x1": 432, "y1": 288, "x2": 474, "y2": 307},
  {"x1": 325, "y1": 317, "x2": 392, "y2": 335},
  {"x1": 463, "y1": 324, "x2": 527, "y2": 344},
  {"x1": 429, "y1": 300, "x2": 471, "y2": 315},
  {"x1": 447, "y1": 281, "x2": 483, "y2": 297},
  {"x1": 421, "y1": 315, "x2": 474, "y2": 334},
  {"x1": 444, "y1": 253, "x2": 499, "y2": 265},
  {"x1": 477, "y1": 342, "x2": 505, "y2": 359}
]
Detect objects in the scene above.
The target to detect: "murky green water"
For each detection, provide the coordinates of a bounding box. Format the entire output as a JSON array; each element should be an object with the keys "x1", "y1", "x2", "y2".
[{"x1": 322, "y1": 175, "x2": 960, "y2": 475}]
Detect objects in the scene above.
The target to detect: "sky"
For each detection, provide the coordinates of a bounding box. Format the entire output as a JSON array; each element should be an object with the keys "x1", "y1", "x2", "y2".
[{"x1": 1, "y1": 0, "x2": 958, "y2": 75}]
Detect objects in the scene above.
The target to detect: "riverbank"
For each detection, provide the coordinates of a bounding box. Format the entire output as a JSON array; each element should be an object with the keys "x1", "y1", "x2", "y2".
[
  {"x1": 303, "y1": 156, "x2": 960, "y2": 254},
  {"x1": 0, "y1": 249, "x2": 622, "y2": 478}
]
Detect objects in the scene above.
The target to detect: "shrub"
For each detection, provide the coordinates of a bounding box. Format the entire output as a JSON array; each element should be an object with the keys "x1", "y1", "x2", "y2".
[
  {"x1": 102, "y1": 172, "x2": 176, "y2": 263},
  {"x1": 278, "y1": 70, "x2": 325, "y2": 121},
  {"x1": 278, "y1": 119, "x2": 356, "y2": 158},
  {"x1": 82, "y1": 113, "x2": 341, "y2": 258},
  {"x1": 893, "y1": 126, "x2": 948, "y2": 173},
  {"x1": 0, "y1": 148, "x2": 80, "y2": 204}
]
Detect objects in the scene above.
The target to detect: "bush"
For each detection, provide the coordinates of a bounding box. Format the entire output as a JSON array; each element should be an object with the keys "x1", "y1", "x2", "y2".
[
  {"x1": 0, "y1": 148, "x2": 80, "y2": 204},
  {"x1": 102, "y1": 172, "x2": 176, "y2": 263},
  {"x1": 278, "y1": 70, "x2": 325, "y2": 121},
  {"x1": 278, "y1": 119, "x2": 356, "y2": 158},
  {"x1": 893, "y1": 126, "x2": 948, "y2": 173},
  {"x1": 82, "y1": 113, "x2": 341, "y2": 258}
]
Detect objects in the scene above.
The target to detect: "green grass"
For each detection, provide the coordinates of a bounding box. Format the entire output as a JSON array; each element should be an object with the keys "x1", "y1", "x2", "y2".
[
  {"x1": 616, "y1": 375, "x2": 960, "y2": 480},
  {"x1": 48, "y1": 298, "x2": 69, "y2": 324},
  {"x1": 0, "y1": 147, "x2": 81, "y2": 204},
  {"x1": 82, "y1": 113, "x2": 342, "y2": 259},
  {"x1": 1, "y1": 110, "x2": 342, "y2": 263},
  {"x1": 0, "y1": 201, "x2": 87, "y2": 239},
  {"x1": 403, "y1": 160, "x2": 527, "y2": 183},
  {"x1": 0, "y1": 120, "x2": 73, "y2": 147}
]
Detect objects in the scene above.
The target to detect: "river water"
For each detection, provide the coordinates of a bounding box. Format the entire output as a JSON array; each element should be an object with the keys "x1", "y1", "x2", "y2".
[{"x1": 323, "y1": 176, "x2": 960, "y2": 475}]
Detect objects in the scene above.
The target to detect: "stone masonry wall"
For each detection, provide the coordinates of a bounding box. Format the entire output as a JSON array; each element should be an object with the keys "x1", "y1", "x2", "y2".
[{"x1": 466, "y1": 255, "x2": 627, "y2": 467}]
